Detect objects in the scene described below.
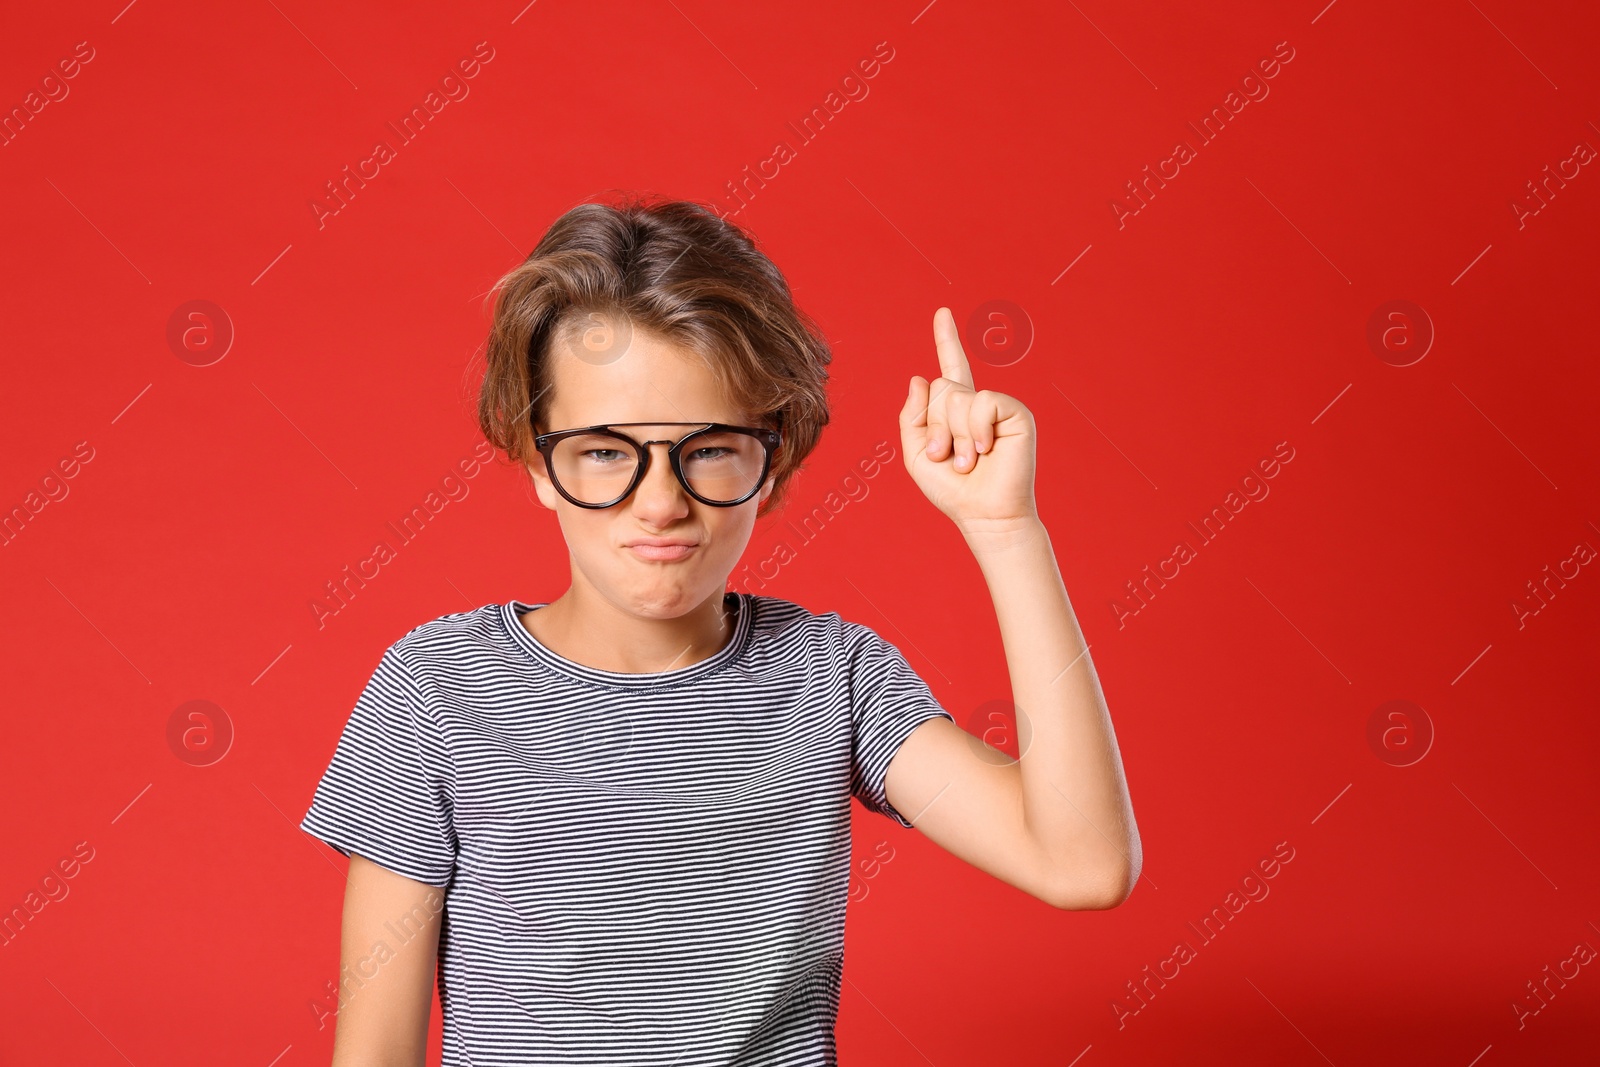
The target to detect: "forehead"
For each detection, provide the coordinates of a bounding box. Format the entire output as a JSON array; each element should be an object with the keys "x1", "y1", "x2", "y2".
[{"x1": 544, "y1": 318, "x2": 744, "y2": 426}]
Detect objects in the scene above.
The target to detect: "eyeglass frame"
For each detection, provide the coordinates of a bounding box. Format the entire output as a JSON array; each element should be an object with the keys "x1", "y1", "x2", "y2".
[{"x1": 530, "y1": 421, "x2": 783, "y2": 509}]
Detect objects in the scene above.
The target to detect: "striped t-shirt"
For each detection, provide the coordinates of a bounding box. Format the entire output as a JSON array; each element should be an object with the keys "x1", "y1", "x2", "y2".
[{"x1": 300, "y1": 590, "x2": 954, "y2": 1065}]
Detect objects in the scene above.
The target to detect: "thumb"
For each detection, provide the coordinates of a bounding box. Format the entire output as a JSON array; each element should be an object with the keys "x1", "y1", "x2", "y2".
[{"x1": 899, "y1": 375, "x2": 930, "y2": 458}]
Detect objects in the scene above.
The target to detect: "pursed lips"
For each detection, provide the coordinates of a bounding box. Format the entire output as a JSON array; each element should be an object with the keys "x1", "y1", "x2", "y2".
[{"x1": 626, "y1": 539, "x2": 698, "y2": 561}]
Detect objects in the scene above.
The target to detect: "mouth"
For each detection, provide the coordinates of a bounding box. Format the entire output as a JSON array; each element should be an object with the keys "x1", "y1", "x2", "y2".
[{"x1": 627, "y1": 542, "x2": 698, "y2": 562}]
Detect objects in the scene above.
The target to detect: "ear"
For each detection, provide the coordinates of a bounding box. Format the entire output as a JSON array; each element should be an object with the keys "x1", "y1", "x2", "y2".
[{"x1": 525, "y1": 452, "x2": 560, "y2": 511}]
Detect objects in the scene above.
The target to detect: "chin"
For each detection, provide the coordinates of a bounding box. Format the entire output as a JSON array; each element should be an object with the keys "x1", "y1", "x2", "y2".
[{"x1": 607, "y1": 575, "x2": 710, "y2": 617}]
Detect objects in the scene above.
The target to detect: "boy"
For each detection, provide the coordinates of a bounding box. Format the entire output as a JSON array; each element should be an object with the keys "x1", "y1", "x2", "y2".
[{"x1": 300, "y1": 195, "x2": 1140, "y2": 1064}]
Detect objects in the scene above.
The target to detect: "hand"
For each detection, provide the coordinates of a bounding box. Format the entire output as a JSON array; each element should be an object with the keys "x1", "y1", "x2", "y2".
[{"x1": 898, "y1": 307, "x2": 1038, "y2": 537}]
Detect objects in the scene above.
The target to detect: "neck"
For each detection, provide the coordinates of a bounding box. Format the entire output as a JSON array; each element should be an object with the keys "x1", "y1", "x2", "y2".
[{"x1": 523, "y1": 582, "x2": 737, "y2": 674}]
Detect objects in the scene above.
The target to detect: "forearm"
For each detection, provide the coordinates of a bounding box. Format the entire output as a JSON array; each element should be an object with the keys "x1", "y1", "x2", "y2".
[{"x1": 962, "y1": 515, "x2": 1141, "y2": 905}]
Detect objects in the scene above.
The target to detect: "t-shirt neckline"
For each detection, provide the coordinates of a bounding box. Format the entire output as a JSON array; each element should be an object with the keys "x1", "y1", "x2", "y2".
[{"x1": 500, "y1": 591, "x2": 752, "y2": 690}]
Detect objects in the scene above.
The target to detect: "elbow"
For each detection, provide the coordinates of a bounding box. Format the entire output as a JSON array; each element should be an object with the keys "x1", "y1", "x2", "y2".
[
  {"x1": 1035, "y1": 823, "x2": 1143, "y2": 910},
  {"x1": 1047, "y1": 858, "x2": 1138, "y2": 911},
  {"x1": 1096, "y1": 859, "x2": 1139, "y2": 909}
]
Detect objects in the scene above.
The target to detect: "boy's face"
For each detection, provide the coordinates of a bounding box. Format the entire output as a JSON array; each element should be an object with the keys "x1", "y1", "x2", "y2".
[{"x1": 525, "y1": 318, "x2": 774, "y2": 620}]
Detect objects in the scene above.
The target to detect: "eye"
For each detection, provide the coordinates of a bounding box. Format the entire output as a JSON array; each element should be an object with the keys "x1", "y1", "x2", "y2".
[{"x1": 577, "y1": 448, "x2": 627, "y2": 463}]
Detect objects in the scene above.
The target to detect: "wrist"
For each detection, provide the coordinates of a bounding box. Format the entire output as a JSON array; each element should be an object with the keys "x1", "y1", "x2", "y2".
[{"x1": 957, "y1": 513, "x2": 1047, "y2": 552}]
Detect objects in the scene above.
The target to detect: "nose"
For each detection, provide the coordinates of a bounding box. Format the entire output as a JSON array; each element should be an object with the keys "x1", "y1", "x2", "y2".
[{"x1": 631, "y1": 440, "x2": 691, "y2": 520}]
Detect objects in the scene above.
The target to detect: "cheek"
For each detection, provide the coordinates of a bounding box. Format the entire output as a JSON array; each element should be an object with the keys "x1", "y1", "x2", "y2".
[
  {"x1": 553, "y1": 506, "x2": 608, "y2": 555},
  {"x1": 707, "y1": 510, "x2": 757, "y2": 552}
]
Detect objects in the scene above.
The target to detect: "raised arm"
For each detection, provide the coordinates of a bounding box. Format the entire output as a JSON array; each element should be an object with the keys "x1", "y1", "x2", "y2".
[{"x1": 884, "y1": 307, "x2": 1141, "y2": 910}]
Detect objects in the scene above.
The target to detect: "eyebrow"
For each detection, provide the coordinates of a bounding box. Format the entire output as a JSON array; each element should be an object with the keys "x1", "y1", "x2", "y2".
[{"x1": 591, "y1": 423, "x2": 716, "y2": 445}]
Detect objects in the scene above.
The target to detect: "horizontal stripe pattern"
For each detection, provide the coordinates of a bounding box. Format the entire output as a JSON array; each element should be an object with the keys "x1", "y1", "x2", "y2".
[{"x1": 300, "y1": 591, "x2": 953, "y2": 1065}]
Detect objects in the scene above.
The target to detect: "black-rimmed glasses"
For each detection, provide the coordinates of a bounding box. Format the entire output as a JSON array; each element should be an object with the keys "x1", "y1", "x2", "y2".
[{"x1": 531, "y1": 422, "x2": 782, "y2": 508}]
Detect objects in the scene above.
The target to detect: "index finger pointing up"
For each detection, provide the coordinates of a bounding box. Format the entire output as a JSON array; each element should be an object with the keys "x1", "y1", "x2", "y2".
[{"x1": 933, "y1": 306, "x2": 974, "y2": 389}]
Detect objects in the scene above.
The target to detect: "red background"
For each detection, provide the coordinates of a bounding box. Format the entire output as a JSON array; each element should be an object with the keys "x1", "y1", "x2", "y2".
[{"x1": 2, "y1": 1, "x2": 1597, "y2": 1063}]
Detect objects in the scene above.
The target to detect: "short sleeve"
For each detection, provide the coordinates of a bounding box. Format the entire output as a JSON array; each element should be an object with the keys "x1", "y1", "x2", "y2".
[
  {"x1": 845, "y1": 622, "x2": 955, "y2": 828},
  {"x1": 300, "y1": 645, "x2": 457, "y2": 887}
]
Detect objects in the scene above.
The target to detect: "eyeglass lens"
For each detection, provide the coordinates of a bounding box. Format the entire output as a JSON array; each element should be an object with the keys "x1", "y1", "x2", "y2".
[{"x1": 549, "y1": 429, "x2": 766, "y2": 505}]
